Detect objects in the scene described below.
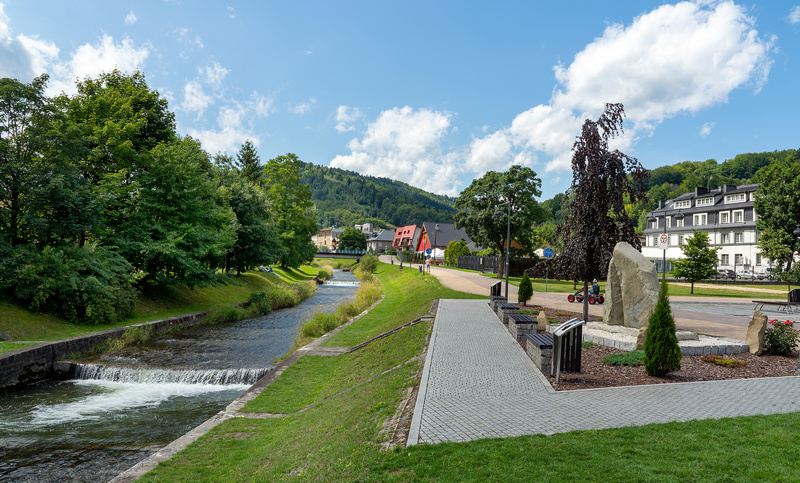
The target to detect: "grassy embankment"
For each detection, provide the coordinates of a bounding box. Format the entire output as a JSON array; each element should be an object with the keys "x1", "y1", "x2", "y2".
[
  {"x1": 140, "y1": 262, "x2": 800, "y2": 481},
  {"x1": 0, "y1": 265, "x2": 321, "y2": 354},
  {"x1": 477, "y1": 272, "x2": 787, "y2": 299}
]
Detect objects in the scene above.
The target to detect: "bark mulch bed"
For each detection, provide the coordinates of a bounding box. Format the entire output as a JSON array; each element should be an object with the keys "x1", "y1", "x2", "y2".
[{"x1": 517, "y1": 304, "x2": 800, "y2": 392}]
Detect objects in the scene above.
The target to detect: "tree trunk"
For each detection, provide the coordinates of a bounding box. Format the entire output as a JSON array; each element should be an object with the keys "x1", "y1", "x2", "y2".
[
  {"x1": 690, "y1": 281, "x2": 694, "y2": 294},
  {"x1": 583, "y1": 280, "x2": 589, "y2": 323}
]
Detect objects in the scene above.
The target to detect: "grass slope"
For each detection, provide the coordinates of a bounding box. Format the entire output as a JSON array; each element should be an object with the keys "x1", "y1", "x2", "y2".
[
  {"x1": 0, "y1": 266, "x2": 320, "y2": 352},
  {"x1": 142, "y1": 260, "x2": 800, "y2": 482}
]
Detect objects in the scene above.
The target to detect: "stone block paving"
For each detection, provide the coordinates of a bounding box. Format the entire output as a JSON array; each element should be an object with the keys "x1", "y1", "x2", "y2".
[{"x1": 408, "y1": 299, "x2": 800, "y2": 445}]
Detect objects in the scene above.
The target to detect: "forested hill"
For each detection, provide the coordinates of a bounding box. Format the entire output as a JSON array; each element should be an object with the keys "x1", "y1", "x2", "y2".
[{"x1": 299, "y1": 162, "x2": 457, "y2": 229}]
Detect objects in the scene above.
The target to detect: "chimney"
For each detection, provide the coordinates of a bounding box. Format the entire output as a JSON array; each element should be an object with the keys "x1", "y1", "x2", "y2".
[
  {"x1": 658, "y1": 200, "x2": 663, "y2": 209},
  {"x1": 695, "y1": 187, "x2": 708, "y2": 196}
]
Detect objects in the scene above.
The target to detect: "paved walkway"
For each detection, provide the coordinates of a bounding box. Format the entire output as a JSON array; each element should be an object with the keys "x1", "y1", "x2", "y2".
[{"x1": 407, "y1": 299, "x2": 800, "y2": 445}]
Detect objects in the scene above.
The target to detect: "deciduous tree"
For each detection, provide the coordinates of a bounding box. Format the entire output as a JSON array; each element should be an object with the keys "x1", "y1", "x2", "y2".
[
  {"x1": 672, "y1": 230, "x2": 719, "y2": 294},
  {"x1": 338, "y1": 226, "x2": 367, "y2": 250}
]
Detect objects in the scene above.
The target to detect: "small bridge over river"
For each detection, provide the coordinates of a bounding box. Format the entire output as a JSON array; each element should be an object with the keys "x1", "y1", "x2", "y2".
[{"x1": 315, "y1": 249, "x2": 367, "y2": 259}]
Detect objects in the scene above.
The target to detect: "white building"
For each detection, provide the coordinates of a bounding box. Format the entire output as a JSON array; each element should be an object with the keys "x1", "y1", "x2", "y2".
[{"x1": 642, "y1": 184, "x2": 771, "y2": 274}]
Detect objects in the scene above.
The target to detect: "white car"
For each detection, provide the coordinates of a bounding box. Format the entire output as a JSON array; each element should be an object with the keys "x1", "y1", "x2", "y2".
[{"x1": 736, "y1": 270, "x2": 757, "y2": 279}]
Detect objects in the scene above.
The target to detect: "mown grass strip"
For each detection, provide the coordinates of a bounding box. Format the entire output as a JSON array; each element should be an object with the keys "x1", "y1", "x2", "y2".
[{"x1": 321, "y1": 262, "x2": 485, "y2": 347}]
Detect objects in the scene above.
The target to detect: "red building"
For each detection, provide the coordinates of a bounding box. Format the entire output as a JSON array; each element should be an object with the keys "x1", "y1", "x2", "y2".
[{"x1": 392, "y1": 225, "x2": 421, "y2": 252}]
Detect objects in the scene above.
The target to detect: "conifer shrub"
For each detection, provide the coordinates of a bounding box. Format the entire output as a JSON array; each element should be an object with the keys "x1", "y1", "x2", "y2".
[
  {"x1": 518, "y1": 273, "x2": 533, "y2": 306},
  {"x1": 643, "y1": 280, "x2": 682, "y2": 376}
]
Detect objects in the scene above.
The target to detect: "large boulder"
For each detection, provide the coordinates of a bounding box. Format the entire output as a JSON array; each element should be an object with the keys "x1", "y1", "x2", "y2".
[
  {"x1": 603, "y1": 242, "x2": 659, "y2": 329},
  {"x1": 745, "y1": 310, "x2": 768, "y2": 355}
]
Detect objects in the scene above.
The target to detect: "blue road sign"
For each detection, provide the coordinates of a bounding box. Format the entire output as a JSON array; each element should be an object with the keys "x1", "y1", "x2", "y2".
[
  {"x1": 544, "y1": 247, "x2": 554, "y2": 259},
  {"x1": 425, "y1": 248, "x2": 432, "y2": 255}
]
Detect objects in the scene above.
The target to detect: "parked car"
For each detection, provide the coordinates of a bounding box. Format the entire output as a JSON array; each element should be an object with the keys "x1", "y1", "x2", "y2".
[
  {"x1": 717, "y1": 269, "x2": 735, "y2": 279},
  {"x1": 736, "y1": 270, "x2": 758, "y2": 279}
]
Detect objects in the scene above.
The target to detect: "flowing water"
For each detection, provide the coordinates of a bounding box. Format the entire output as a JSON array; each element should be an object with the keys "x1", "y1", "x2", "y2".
[{"x1": 0, "y1": 271, "x2": 359, "y2": 482}]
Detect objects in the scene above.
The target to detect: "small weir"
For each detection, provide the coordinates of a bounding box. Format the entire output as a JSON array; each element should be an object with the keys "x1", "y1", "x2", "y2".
[
  {"x1": 73, "y1": 363, "x2": 271, "y2": 386},
  {"x1": 0, "y1": 270, "x2": 360, "y2": 482}
]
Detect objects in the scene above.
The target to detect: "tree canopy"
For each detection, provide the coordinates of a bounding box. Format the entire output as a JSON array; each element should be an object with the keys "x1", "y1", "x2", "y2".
[
  {"x1": 454, "y1": 165, "x2": 544, "y2": 276},
  {"x1": 338, "y1": 227, "x2": 367, "y2": 250},
  {"x1": 672, "y1": 230, "x2": 720, "y2": 294},
  {"x1": 552, "y1": 103, "x2": 648, "y2": 323}
]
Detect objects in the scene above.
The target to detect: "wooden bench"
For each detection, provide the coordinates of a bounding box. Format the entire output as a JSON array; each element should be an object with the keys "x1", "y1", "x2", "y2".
[
  {"x1": 526, "y1": 333, "x2": 554, "y2": 373},
  {"x1": 752, "y1": 300, "x2": 800, "y2": 315}
]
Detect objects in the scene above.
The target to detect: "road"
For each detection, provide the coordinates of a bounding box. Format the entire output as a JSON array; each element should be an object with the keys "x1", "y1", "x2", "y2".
[{"x1": 379, "y1": 255, "x2": 768, "y2": 341}]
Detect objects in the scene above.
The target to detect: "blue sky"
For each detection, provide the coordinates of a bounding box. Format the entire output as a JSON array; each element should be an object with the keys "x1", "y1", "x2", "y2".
[{"x1": 1, "y1": 1, "x2": 798, "y2": 201}]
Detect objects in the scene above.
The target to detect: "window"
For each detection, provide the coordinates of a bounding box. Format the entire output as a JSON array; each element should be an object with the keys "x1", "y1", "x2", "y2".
[
  {"x1": 650, "y1": 219, "x2": 658, "y2": 230},
  {"x1": 725, "y1": 193, "x2": 746, "y2": 204},
  {"x1": 721, "y1": 254, "x2": 730, "y2": 265},
  {"x1": 693, "y1": 213, "x2": 708, "y2": 226},
  {"x1": 666, "y1": 216, "x2": 671, "y2": 228},
  {"x1": 696, "y1": 197, "x2": 714, "y2": 206},
  {"x1": 721, "y1": 233, "x2": 730, "y2": 244},
  {"x1": 735, "y1": 254, "x2": 743, "y2": 265},
  {"x1": 749, "y1": 192, "x2": 755, "y2": 201},
  {"x1": 674, "y1": 200, "x2": 691, "y2": 209},
  {"x1": 733, "y1": 210, "x2": 744, "y2": 223},
  {"x1": 675, "y1": 217, "x2": 684, "y2": 227},
  {"x1": 720, "y1": 211, "x2": 730, "y2": 224},
  {"x1": 652, "y1": 236, "x2": 658, "y2": 247},
  {"x1": 678, "y1": 235, "x2": 684, "y2": 246},
  {"x1": 756, "y1": 254, "x2": 762, "y2": 266},
  {"x1": 735, "y1": 232, "x2": 744, "y2": 243}
]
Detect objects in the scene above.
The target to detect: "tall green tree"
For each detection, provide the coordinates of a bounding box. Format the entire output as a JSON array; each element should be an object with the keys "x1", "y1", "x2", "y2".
[
  {"x1": 672, "y1": 230, "x2": 720, "y2": 294},
  {"x1": 115, "y1": 137, "x2": 236, "y2": 288},
  {"x1": 454, "y1": 165, "x2": 544, "y2": 278},
  {"x1": 236, "y1": 140, "x2": 263, "y2": 184},
  {"x1": 445, "y1": 238, "x2": 471, "y2": 266},
  {"x1": 338, "y1": 226, "x2": 367, "y2": 250},
  {"x1": 264, "y1": 153, "x2": 318, "y2": 268},
  {"x1": 752, "y1": 155, "x2": 800, "y2": 277},
  {"x1": 553, "y1": 104, "x2": 648, "y2": 324}
]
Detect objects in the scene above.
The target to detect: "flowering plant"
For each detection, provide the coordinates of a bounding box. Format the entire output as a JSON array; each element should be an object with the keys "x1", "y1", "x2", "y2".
[{"x1": 764, "y1": 319, "x2": 799, "y2": 356}]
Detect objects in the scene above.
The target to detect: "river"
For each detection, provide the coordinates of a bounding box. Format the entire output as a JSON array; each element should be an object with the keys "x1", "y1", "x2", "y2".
[{"x1": 0, "y1": 271, "x2": 359, "y2": 482}]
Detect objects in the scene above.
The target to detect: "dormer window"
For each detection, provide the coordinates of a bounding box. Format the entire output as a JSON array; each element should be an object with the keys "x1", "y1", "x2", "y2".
[
  {"x1": 696, "y1": 197, "x2": 714, "y2": 207},
  {"x1": 674, "y1": 200, "x2": 691, "y2": 209},
  {"x1": 725, "y1": 193, "x2": 745, "y2": 204}
]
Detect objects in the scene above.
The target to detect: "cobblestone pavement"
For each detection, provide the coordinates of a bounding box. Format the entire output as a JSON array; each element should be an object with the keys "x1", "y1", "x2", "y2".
[{"x1": 407, "y1": 299, "x2": 800, "y2": 445}]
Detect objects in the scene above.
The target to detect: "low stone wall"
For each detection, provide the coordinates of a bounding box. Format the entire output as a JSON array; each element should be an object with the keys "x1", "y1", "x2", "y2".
[
  {"x1": 0, "y1": 311, "x2": 211, "y2": 391},
  {"x1": 495, "y1": 303, "x2": 518, "y2": 325},
  {"x1": 508, "y1": 315, "x2": 537, "y2": 342},
  {"x1": 526, "y1": 334, "x2": 553, "y2": 374}
]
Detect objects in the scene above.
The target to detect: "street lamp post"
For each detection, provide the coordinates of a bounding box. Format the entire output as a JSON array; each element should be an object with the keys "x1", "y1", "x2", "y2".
[
  {"x1": 434, "y1": 224, "x2": 439, "y2": 268},
  {"x1": 494, "y1": 203, "x2": 511, "y2": 301}
]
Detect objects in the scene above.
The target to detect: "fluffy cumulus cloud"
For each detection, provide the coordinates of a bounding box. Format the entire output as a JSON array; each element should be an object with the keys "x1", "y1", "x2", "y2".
[
  {"x1": 125, "y1": 10, "x2": 137, "y2": 25},
  {"x1": 0, "y1": 6, "x2": 149, "y2": 95},
  {"x1": 330, "y1": 106, "x2": 460, "y2": 195},
  {"x1": 700, "y1": 122, "x2": 715, "y2": 137},
  {"x1": 468, "y1": 0, "x2": 773, "y2": 174}
]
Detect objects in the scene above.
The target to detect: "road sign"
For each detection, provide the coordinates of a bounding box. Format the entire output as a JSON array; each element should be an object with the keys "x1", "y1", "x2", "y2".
[
  {"x1": 425, "y1": 248, "x2": 432, "y2": 255},
  {"x1": 543, "y1": 247, "x2": 554, "y2": 259},
  {"x1": 658, "y1": 233, "x2": 669, "y2": 249}
]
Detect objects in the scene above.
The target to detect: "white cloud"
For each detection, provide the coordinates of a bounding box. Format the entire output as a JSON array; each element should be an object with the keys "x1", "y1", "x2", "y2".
[
  {"x1": 47, "y1": 35, "x2": 150, "y2": 94},
  {"x1": 330, "y1": 106, "x2": 460, "y2": 195},
  {"x1": 0, "y1": 5, "x2": 59, "y2": 80},
  {"x1": 227, "y1": 6, "x2": 237, "y2": 19},
  {"x1": 125, "y1": 10, "x2": 137, "y2": 25},
  {"x1": 789, "y1": 6, "x2": 800, "y2": 24},
  {"x1": 182, "y1": 80, "x2": 213, "y2": 115},
  {"x1": 202, "y1": 62, "x2": 229, "y2": 87},
  {"x1": 335, "y1": 105, "x2": 363, "y2": 133},
  {"x1": 290, "y1": 98, "x2": 316, "y2": 115},
  {"x1": 700, "y1": 122, "x2": 715, "y2": 137},
  {"x1": 188, "y1": 92, "x2": 274, "y2": 155},
  {"x1": 469, "y1": 0, "x2": 773, "y2": 175},
  {"x1": 175, "y1": 27, "x2": 203, "y2": 49}
]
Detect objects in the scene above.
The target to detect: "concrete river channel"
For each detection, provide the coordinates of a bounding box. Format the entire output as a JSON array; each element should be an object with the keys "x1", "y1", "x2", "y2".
[{"x1": 0, "y1": 271, "x2": 360, "y2": 482}]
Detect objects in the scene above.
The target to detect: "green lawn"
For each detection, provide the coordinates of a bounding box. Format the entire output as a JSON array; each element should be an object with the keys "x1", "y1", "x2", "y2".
[
  {"x1": 0, "y1": 267, "x2": 321, "y2": 353},
  {"x1": 141, "y1": 261, "x2": 800, "y2": 481}
]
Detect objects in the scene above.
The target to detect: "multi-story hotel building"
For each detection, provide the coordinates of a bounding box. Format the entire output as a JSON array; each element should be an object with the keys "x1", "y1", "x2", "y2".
[{"x1": 642, "y1": 184, "x2": 770, "y2": 274}]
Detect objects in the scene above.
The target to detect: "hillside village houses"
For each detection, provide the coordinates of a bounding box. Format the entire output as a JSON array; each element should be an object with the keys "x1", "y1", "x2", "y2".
[{"x1": 642, "y1": 183, "x2": 769, "y2": 275}]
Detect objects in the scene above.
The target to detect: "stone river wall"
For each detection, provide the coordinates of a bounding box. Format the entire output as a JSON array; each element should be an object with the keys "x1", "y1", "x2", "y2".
[{"x1": 0, "y1": 310, "x2": 215, "y2": 391}]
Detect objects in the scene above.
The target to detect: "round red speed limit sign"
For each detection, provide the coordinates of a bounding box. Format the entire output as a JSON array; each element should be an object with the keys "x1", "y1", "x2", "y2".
[{"x1": 658, "y1": 233, "x2": 668, "y2": 249}]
